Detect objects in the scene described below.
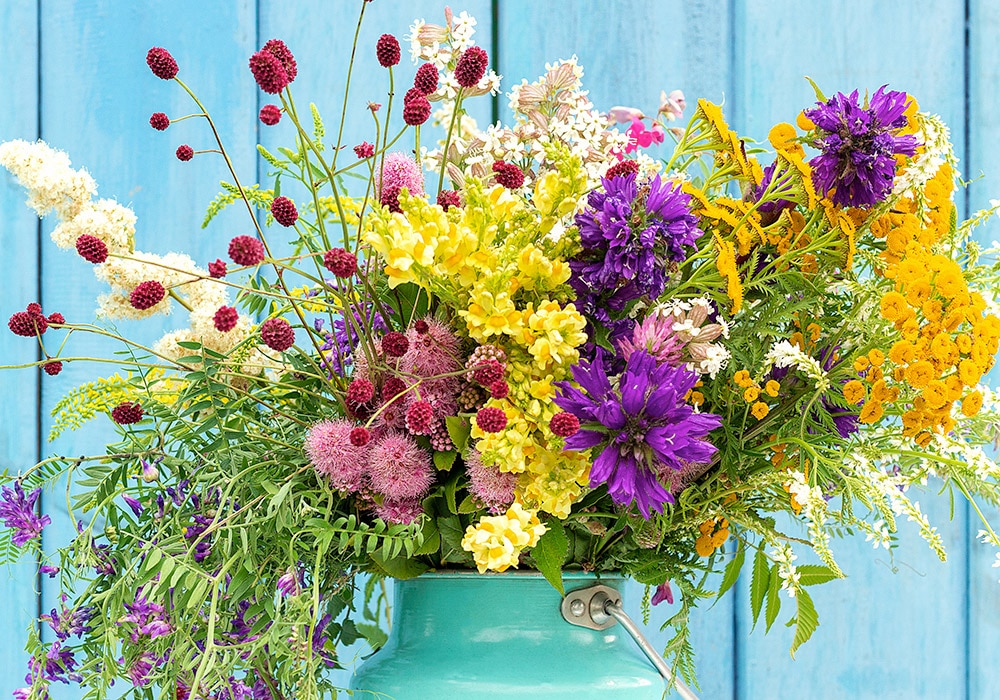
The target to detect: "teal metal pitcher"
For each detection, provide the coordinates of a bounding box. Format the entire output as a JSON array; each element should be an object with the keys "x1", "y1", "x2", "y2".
[{"x1": 349, "y1": 572, "x2": 665, "y2": 699}]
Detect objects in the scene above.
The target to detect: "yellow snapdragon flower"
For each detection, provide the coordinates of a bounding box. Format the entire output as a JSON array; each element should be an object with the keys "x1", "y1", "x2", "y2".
[{"x1": 461, "y1": 502, "x2": 547, "y2": 573}]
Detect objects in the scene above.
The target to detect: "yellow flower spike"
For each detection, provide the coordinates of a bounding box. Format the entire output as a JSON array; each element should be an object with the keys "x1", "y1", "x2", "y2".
[{"x1": 712, "y1": 231, "x2": 743, "y2": 313}]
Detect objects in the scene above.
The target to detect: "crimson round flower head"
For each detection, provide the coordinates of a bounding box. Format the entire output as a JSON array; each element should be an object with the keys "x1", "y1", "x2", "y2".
[
  {"x1": 349, "y1": 427, "x2": 371, "y2": 447},
  {"x1": 262, "y1": 39, "x2": 297, "y2": 82},
  {"x1": 376, "y1": 34, "x2": 401, "y2": 67},
  {"x1": 75, "y1": 234, "x2": 108, "y2": 263},
  {"x1": 175, "y1": 145, "x2": 194, "y2": 161},
  {"x1": 549, "y1": 412, "x2": 580, "y2": 438},
  {"x1": 323, "y1": 248, "x2": 357, "y2": 278},
  {"x1": 149, "y1": 112, "x2": 170, "y2": 131},
  {"x1": 381, "y1": 331, "x2": 410, "y2": 358},
  {"x1": 605, "y1": 159, "x2": 640, "y2": 179},
  {"x1": 382, "y1": 376, "x2": 408, "y2": 403},
  {"x1": 414, "y1": 319, "x2": 429, "y2": 334},
  {"x1": 213, "y1": 306, "x2": 239, "y2": 332},
  {"x1": 47, "y1": 312, "x2": 65, "y2": 325},
  {"x1": 42, "y1": 360, "x2": 63, "y2": 376},
  {"x1": 26, "y1": 303, "x2": 42, "y2": 315},
  {"x1": 403, "y1": 87, "x2": 423, "y2": 105},
  {"x1": 472, "y1": 359, "x2": 504, "y2": 386},
  {"x1": 270, "y1": 196, "x2": 298, "y2": 227},
  {"x1": 111, "y1": 401, "x2": 144, "y2": 425},
  {"x1": 475, "y1": 407, "x2": 507, "y2": 433},
  {"x1": 249, "y1": 49, "x2": 289, "y2": 94},
  {"x1": 129, "y1": 280, "x2": 166, "y2": 310},
  {"x1": 260, "y1": 317, "x2": 295, "y2": 352},
  {"x1": 405, "y1": 400, "x2": 434, "y2": 435},
  {"x1": 492, "y1": 161, "x2": 525, "y2": 189},
  {"x1": 8, "y1": 311, "x2": 45, "y2": 337},
  {"x1": 403, "y1": 96, "x2": 431, "y2": 126},
  {"x1": 353, "y1": 142, "x2": 375, "y2": 159},
  {"x1": 347, "y1": 377, "x2": 376, "y2": 405},
  {"x1": 413, "y1": 62, "x2": 439, "y2": 96},
  {"x1": 454, "y1": 46, "x2": 489, "y2": 88},
  {"x1": 437, "y1": 190, "x2": 461, "y2": 211},
  {"x1": 259, "y1": 104, "x2": 282, "y2": 126},
  {"x1": 146, "y1": 47, "x2": 178, "y2": 80},
  {"x1": 488, "y1": 380, "x2": 509, "y2": 400},
  {"x1": 228, "y1": 235, "x2": 265, "y2": 266},
  {"x1": 208, "y1": 259, "x2": 227, "y2": 278}
]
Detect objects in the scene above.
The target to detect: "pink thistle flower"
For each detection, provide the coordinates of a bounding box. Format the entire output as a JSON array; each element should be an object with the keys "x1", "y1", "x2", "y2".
[
  {"x1": 465, "y1": 448, "x2": 516, "y2": 514},
  {"x1": 112, "y1": 401, "x2": 143, "y2": 425},
  {"x1": 368, "y1": 431, "x2": 433, "y2": 500},
  {"x1": 491, "y1": 161, "x2": 525, "y2": 190},
  {"x1": 472, "y1": 359, "x2": 504, "y2": 386},
  {"x1": 375, "y1": 153, "x2": 424, "y2": 213},
  {"x1": 305, "y1": 419, "x2": 370, "y2": 492},
  {"x1": 488, "y1": 380, "x2": 509, "y2": 400},
  {"x1": 617, "y1": 314, "x2": 684, "y2": 366},
  {"x1": 549, "y1": 412, "x2": 580, "y2": 437},
  {"x1": 375, "y1": 497, "x2": 424, "y2": 525}
]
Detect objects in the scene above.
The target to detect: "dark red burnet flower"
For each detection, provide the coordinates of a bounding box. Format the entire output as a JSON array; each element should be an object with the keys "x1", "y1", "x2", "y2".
[
  {"x1": 75, "y1": 234, "x2": 108, "y2": 263},
  {"x1": 260, "y1": 318, "x2": 295, "y2": 352},
  {"x1": 549, "y1": 412, "x2": 580, "y2": 437},
  {"x1": 213, "y1": 306, "x2": 239, "y2": 332},
  {"x1": 381, "y1": 331, "x2": 409, "y2": 358},
  {"x1": 208, "y1": 259, "x2": 227, "y2": 278},
  {"x1": 413, "y1": 319, "x2": 429, "y2": 334},
  {"x1": 270, "y1": 196, "x2": 298, "y2": 227},
  {"x1": 111, "y1": 401, "x2": 144, "y2": 425},
  {"x1": 382, "y1": 376, "x2": 407, "y2": 403},
  {"x1": 47, "y1": 313, "x2": 65, "y2": 325},
  {"x1": 454, "y1": 46, "x2": 488, "y2": 88},
  {"x1": 262, "y1": 39, "x2": 297, "y2": 82},
  {"x1": 403, "y1": 97, "x2": 431, "y2": 126},
  {"x1": 405, "y1": 400, "x2": 434, "y2": 435},
  {"x1": 176, "y1": 145, "x2": 194, "y2": 161},
  {"x1": 347, "y1": 378, "x2": 376, "y2": 405},
  {"x1": 146, "y1": 47, "x2": 179, "y2": 80},
  {"x1": 259, "y1": 104, "x2": 282, "y2": 126},
  {"x1": 376, "y1": 34, "x2": 401, "y2": 67},
  {"x1": 488, "y1": 380, "x2": 509, "y2": 400},
  {"x1": 437, "y1": 190, "x2": 461, "y2": 211},
  {"x1": 353, "y1": 142, "x2": 375, "y2": 159},
  {"x1": 492, "y1": 161, "x2": 525, "y2": 190},
  {"x1": 413, "y1": 63, "x2": 439, "y2": 95},
  {"x1": 472, "y1": 359, "x2": 504, "y2": 386},
  {"x1": 349, "y1": 427, "x2": 371, "y2": 447},
  {"x1": 149, "y1": 112, "x2": 170, "y2": 131},
  {"x1": 26, "y1": 303, "x2": 41, "y2": 315},
  {"x1": 323, "y1": 248, "x2": 357, "y2": 278},
  {"x1": 475, "y1": 406, "x2": 507, "y2": 433},
  {"x1": 42, "y1": 360, "x2": 63, "y2": 376},
  {"x1": 249, "y1": 50, "x2": 289, "y2": 94},
  {"x1": 403, "y1": 87, "x2": 423, "y2": 105},
  {"x1": 605, "y1": 159, "x2": 640, "y2": 179},
  {"x1": 8, "y1": 311, "x2": 44, "y2": 336},
  {"x1": 130, "y1": 280, "x2": 166, "y2": 310},
  {"x1": 228, "y1": 236, "x2": 265, "y2": 266}
]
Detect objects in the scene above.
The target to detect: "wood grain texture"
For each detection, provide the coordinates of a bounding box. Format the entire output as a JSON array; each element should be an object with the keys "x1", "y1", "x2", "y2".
[{"x1": 0, "y1": 0, "x2": 41, "y2": 687}]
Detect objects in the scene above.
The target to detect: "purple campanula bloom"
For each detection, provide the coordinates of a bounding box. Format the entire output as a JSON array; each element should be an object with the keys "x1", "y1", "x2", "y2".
[
  {"x1": 0, "y1": 482, "x2": 51, "y2": 547},
  {"x1": 554, "y1": 349, "x2": 722, "y2": 518},
  {"x1": 804, "y1": 86, "x2": 918, "y2": 207}
]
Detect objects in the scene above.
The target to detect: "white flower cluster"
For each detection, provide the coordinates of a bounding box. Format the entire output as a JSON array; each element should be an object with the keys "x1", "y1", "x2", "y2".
[
  {"x1": 891, "y1": 112, "x2": 952, "y2": 199},
  {"x1": 0, "y1": 139, "x2": 260, "y2": 371},
  {"x1": 652, "y1": 297, "x2": 731, "y2": 378},
  {"x1": 769, "y1": 543, "x2": 800, "y2": 598},
  {"x1": 763, "y1": 340, "x2": 831, "y2": 391},
  {"x1": 407, "y1": 11, "x2": 501, "y2": 100},
  {"x1": 784, "y1": 469, "x2": 842, "y2": 576},
  {"x1": 862, "y1": 520, "x2": 893, "y2": 550}
]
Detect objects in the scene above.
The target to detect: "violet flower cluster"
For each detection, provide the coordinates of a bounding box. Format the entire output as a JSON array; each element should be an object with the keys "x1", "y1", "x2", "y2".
[{"x1": 0, "y1": 482, "x2": 50, "y2": 547}]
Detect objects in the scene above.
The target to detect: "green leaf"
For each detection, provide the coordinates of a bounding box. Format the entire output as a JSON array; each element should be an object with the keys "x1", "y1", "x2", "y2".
[
  {"x1": 357, "y1": 622, "x2": 388, "y2": 651},
  {"x1": 433, "y1": 450, "x2": 457, "y2": 471},
  {"x1": 438, "y1": 515, "x2": 471, "y2": 565},
  {"x1": 765, "y1": 565, "x2": 781, "y2": 632},
  {"x1": 443, "y1": 469, "x2": 463, "y2": 514},
  {"x1": 457, "y1": 493, "x2": 479, "y2": 514},
  {"x1": 750, "y1": 548, "x2": 768, "y2": 627},
  {"x1": 804, "y1": 76, "x2": 827, "y2": 105},
  {"x1": 413, "y1": 518, "x2": 441, "y2": 556},
  {"x1": 531, "y1": 520, "x2": 568, "y2": 594},
  {"x1": 796, "y1": 564, "x2": 842, "y2": 587},
  {"x1": 445, "y1": 416, "x2": 471, "y2": 454},
  {"x1": 789, "y1": 588, "x2": 819, "y2": 658},
  {"x1": 714, "y1": 542, "x2": 745, "y2": 603},
  {"x1": 370, "y1": 549, "x2": 428, "y2": 579}
]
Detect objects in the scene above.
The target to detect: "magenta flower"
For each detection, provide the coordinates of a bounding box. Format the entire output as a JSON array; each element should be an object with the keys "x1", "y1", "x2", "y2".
[{"x1": 625, "y1": 118, "x2": 665, "y2": 153}]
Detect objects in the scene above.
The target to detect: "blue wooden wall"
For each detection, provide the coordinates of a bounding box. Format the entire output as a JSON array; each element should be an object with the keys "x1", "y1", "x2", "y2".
[{"x1": 1, "y1": 1, "x2": 998, "y2": 697}]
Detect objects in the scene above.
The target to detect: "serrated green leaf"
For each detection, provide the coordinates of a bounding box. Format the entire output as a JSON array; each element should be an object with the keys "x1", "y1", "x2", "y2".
[
  {"x1": 457, "y1": 493, "x2": 479, "y2": 514},
  {"x1": 356, "y1": 622, "x2": 388, "y2": 651},
  {"x1": 445, "y1": 416, "x2": 471, "y2": 454},
  {"x1": 765, "y1": 565, "x2": 781, "y2": 632},
  {"x1": 532, "y1": 520, "x2": 568, "y2": 594},
  {"x1": 750, "y1": 548, "x2": 768, "y2": 627},
  {"x1": 433, "y1": 450, "x2": 457, "y2": 471},
  {"x1": 789, "y1": 588, "x2": 818, "y2": 658},
  {"x1": 714, "y1": 542, "x2": 745, "y2": 603},
  {"x1": 370, "y1": 549, "x2": 428, "y2": 579},
  {"x1": 796, "y1": 564, "x2": 842, "y2": 587}
]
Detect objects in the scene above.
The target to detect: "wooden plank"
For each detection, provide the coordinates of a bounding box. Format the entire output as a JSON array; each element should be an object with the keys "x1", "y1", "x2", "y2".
[
  {"x1": 966, "y1": 3, "x2": 1000, "y2": 697},
  {"x1": 498, "y1": 2, "x2": 735, "y2": 697},
  {"x1": 36, "y1": 2, "x2": 257, "y2": 697},
  {"x1": 0, "y1": 1, "x2": 41, "y2": 692},
  {"x1": 733, "y1": 1, "x2": 970, "y2": 697}
]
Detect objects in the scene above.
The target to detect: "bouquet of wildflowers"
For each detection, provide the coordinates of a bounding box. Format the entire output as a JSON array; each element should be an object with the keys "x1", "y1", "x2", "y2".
[{"x1": 3, "y1": 4, "x2": 1000, "y2": 698}]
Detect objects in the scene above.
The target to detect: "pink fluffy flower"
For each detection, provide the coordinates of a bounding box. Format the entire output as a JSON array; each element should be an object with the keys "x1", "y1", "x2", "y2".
[
  {"x1": 617, "y1": 314, "x2": 684, "y2": 366},
  {"x1": 368, "y1": 431, "x2": 433, "y2": 500},
  {"x1": 305, "y1": 420, "x2": 370, "y2": 492},
  {"x1": 374, "y1": 152, "x2": 424, "y2": 213},
  {"x1": 401, "y1": 317, "x2": 461, "y2": 379},
  {"x1": 375, "y1": 497, "x2": 424, "y2": 525},
  {"x1": 465, "y1": 449, "x2": 516, "y2": 514}
]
